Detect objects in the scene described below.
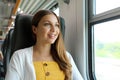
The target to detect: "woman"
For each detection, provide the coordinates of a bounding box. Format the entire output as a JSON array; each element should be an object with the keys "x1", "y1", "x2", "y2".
[{"x1": 5, "y1": 10, "x2": 83, "y2": 80}]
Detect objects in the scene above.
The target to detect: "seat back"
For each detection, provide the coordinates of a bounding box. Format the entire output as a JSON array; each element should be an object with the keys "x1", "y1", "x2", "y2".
[
  {"x1": 11, "y1": 14, "x2": 34, "y2": 55},
  {"x1": 1, "y1": 28, "x2": 14, "y2": 77},
  {"x1": 59, "y1": 16, "x2": 65, "y2": 39},
  {"x1": 1, "y1": 29, "x2": 14, "y2": 58},
  {"x1": 1, "y1": 14, "x2": 34, "y2": 76}
]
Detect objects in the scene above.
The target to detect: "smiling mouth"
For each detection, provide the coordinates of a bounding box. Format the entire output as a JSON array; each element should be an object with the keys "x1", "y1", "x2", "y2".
[{"x1": 48, "y1": 34, "x2": 57, "y2": 39}]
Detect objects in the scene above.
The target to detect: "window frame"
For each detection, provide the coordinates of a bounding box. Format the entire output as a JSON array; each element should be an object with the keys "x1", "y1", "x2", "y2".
[{"x1": 87, "y1": 0, "x2": 120, "y2": 80}]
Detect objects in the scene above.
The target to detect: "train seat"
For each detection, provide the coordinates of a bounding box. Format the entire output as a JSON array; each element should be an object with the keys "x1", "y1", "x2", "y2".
[
  {"x1": 1, "y1": 28, "x2": 14, "y2": 77},
  {"x1": 1, "y1": 14, "x2": 34, "y2": 77}
]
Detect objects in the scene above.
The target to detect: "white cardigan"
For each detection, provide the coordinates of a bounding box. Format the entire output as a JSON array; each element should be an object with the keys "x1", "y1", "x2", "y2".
[{"x1": 5, "y1": 46, "x2": 83, "y2": 80}]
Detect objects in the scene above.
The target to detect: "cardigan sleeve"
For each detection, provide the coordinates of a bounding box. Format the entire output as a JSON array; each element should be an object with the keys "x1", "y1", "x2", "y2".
[
  {"x1": 5, "y1": 51, "x2": 24, "y2": 80},
  {"x1": 66, "y1": 51, "x2": 84, "y2": 80}
]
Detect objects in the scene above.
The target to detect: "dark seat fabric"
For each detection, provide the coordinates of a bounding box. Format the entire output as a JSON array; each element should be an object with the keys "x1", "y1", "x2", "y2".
[
  {"x1": 59, "y1": 17, "x2": 65, "y2": 39},
  {"x1": 1, "y1": 14, "x2": 34, "y2": 77},
  {"x1": 11, "y1": 14, "x2": 34, "y2": 54},
  {"x1": 1, "y1": 29, "x2": 14, "y2": 58},
  {"x1": 1, "y1": 28, "x2": 14, "y2": 77}
]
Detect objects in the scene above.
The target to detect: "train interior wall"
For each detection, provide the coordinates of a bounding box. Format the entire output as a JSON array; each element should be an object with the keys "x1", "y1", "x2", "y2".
[{"x1": 57, "y1": 0, "x2": 87, "y2": 79}]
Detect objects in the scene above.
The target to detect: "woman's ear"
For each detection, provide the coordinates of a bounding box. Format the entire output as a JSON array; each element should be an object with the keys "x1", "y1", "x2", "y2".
[{"x1": 32, "y1": 25, "x2": 37, "y2": 34}]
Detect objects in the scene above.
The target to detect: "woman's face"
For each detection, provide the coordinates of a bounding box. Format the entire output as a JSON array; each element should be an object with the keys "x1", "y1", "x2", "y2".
[{"x1": 33, "y1": 14, "x2": 60, "y2": 44}]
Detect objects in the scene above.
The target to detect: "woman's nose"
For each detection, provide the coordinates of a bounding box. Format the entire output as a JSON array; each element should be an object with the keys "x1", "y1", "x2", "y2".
[{"x1": 50, "y1": 26, "x2": 55, "y2": 32}]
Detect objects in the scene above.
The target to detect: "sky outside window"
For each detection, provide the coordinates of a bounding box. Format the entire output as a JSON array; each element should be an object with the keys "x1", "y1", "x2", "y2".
[{"x1": 96, "y1": 0, "x2": 120, "y2": 14}]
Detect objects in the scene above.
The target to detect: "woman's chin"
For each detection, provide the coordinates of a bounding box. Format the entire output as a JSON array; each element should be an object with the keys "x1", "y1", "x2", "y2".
[{"x1": 48, "y1": 40, "x2": 56, "y2": 44}]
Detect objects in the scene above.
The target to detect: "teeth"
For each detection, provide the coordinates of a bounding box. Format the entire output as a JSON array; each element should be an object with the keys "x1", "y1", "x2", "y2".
[
  {"x1": 50, "y1": 34, "x2": 55, "y2": 36},
  {"x1": 49, "y1": 34, "x2": 56, "y2": 38},
  {"x1": 51, "y1": 34, "x2": 55, "y2": 37}
]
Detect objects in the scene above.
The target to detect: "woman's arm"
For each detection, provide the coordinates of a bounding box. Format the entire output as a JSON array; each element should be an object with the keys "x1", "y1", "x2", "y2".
[
  {"x1": 66, "y1": 51, "x2": 84, "y2": 80},
  {"x1": 5, "y1": 51, "x2": 24, "y2": 80}
]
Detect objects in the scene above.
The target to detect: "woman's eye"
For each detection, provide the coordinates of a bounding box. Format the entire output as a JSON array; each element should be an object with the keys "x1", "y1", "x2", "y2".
[
  {"x1": 44, "y1": 23, "x2": 51, "y2": 26},
  {"x1": 55, "y1": 24, "x2": 59, "y2": 27}
]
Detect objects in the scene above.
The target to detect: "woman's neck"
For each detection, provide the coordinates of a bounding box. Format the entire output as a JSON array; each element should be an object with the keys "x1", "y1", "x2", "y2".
[
  {"x1": 33, "y1": 43, "x2": 53, "y2": 61},
  {"x1": 34, "y1": 43, "x2": 51, "y2": 54}
]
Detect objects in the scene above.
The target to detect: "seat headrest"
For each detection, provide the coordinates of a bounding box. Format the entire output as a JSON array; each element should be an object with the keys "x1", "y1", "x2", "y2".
[
  {"x1": 12, "y1": 14, "x2": 34, "y2": 52},
  {"x1": 59, "y1": 17, "x2": 65, "y2": 39}
]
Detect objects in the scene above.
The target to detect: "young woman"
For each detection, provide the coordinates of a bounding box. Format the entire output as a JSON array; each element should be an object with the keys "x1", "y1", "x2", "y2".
[{"x1": 5, "y1": 10, "x2": 83, "y2": 80}]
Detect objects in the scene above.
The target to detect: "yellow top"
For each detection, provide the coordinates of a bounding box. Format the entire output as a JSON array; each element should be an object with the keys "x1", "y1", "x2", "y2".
[{"x1": 33, "y1": 61, "x2": 65, "y2": 80}]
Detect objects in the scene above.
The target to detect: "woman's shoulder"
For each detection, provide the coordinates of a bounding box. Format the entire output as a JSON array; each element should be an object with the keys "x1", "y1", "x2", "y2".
[
  {"x1": 12, "y1": 46, "x2": 33, "y2": 58},
  {"x1": 15, "y1": 46, "x2": 32, "y2": 53},
  {"x1": 66, "y1": 51, "x2": 72, "y2": 59}
]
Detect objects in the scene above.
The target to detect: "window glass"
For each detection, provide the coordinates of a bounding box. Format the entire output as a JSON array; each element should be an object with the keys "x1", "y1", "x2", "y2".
[
  {"x1": 96, "y1": 0, "x2": 120, "y2": 14},
  {"x1": 53, "y1": 8, "x2": 59, "y2": 16},
  {"x1": 94, "y1": 19, "x2": 120, "y2": 80}
]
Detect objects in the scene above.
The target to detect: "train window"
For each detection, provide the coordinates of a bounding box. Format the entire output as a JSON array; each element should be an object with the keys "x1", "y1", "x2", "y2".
[
  {"x1": 53, "y1": 7, "x2": 59, "y2": 16},
  {"x1": 88, "y1": 0, "x2": 120, "y2": 80},
  {"x1": 50, "y1": 3, "x2": 59, "y2": 16},
  {"x1": 94, "y1": 19, "x2": 120, "y2": 80},
  {"x1": 96, "y1": 0, "x2": 120, "y2": 14}
]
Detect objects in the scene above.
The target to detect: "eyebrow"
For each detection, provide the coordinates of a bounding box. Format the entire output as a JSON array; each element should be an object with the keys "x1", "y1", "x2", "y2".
[{"x1": 43, "y1": 20, "x2": 59, "y2": 23}]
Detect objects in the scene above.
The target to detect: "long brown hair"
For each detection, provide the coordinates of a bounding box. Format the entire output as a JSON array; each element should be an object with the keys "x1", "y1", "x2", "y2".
[{"x1": 32, "y1": 10, "x2": 72, "y2": 80}]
